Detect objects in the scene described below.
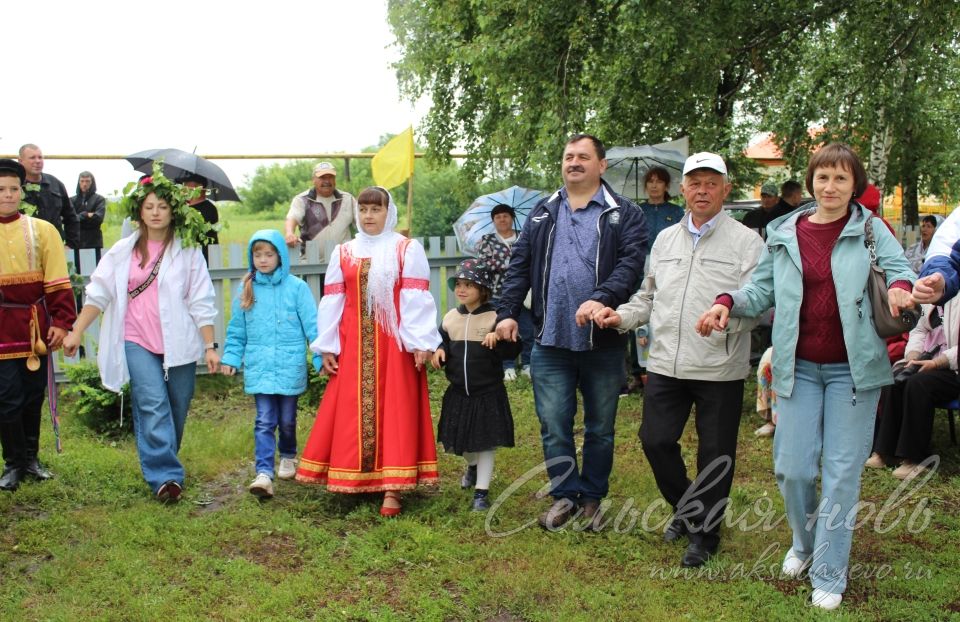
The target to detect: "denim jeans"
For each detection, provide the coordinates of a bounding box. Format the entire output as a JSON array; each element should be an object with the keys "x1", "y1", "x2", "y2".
[
  {"x1": 530, "y1": 343, "x2": 625, "y2": 502},
  {"x1": 773, "y1": 359, "x2": 879, "y2": 595},
  {"x1": 253, "y1": 394, "x2": 299, "y2": 477},
  {"x1": 124, "y1": 341, "x2": 196, "y2": 493},
  {"x1": 501, "y1": 305, "x2": 535, "y2": 370}
]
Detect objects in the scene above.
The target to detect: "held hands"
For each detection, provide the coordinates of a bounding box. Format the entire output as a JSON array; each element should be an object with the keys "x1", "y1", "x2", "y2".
[
  {"x1": 322, "y1": 352, "x2": 339, "y2": 375},
  {"x1": 495, "y1": 319, "x2": 519, "y2": 342},
  {"x1": 62, "y1": 330, "x2": 81, "y2": 357},
  {"x1": 912, "y1": 273, "x2": 944, "y2": 305},
  {"x1": 482, "y1": 332, "x2": 498, "y2": 349},
  {"x1": 591, "y1": 307, "x2": 621, "y2": 329},
  {"x1": 413, "y1": 350, "x2": 432, "y2": 370},
  {"x1": 888, "y1": 287, "x2": 915, "y2": 317},
  {"x1": 695, "y1": 304, "x2": 730, "y2": 337},
  {"x1": 221, "y1": 365, "x2": 236, "y2": 376},
  {"x1": 47, "y1": 326, "x2": 67, "y2": 350},
  {"x1": 575, "y1": 300, "x2": 606, "y2": 328},
  {"x1": 431, "y1": 348, "x2": 446, "y2": 369},
  {"x1": 204, "y1": 349, "x2": 220, "y2": 374}
]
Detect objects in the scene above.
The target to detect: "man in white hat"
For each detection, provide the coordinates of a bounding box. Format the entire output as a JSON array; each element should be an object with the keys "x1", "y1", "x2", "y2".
[
  {"x1": 593, "y1": 152, "x2": 764, "y2": 567},
  {"x1": 284, "y1": 162, "x2": 356, "y2": 257}
]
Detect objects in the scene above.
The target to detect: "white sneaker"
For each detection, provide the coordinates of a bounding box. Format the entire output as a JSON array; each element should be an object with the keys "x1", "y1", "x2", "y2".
[
  {"x1": 754, "y1": 422, "x2": 776, "y2": 437},
  {"x1": 781, "y1": 548, "x2": 811, "y2": 578},
  {"x1": 277, "y1": 458, "x2": 297, "y2": 480},
  {"x1": 520, "y1": 367, "x2": 531, "y2": 379},
  {"x1": 249, "y1": 473, "x2": 274, "y2": 498},
  {"x1": 864, "y1": 452, "x2": 885, "y2": 469},
  {"x1": 892, "y1": 461, "x2": 927, "y2": 480},
  {"x1": 811, "y1": 588, "x2": 842, "y2": 610},
  {"x1": 503, "y1": 368, "x2": 517, "y2": 381}
]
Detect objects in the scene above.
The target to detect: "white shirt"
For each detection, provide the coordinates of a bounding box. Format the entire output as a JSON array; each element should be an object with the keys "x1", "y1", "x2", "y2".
[{"x1": 686, "y1": 210, "x2": 724, "y2": 249}]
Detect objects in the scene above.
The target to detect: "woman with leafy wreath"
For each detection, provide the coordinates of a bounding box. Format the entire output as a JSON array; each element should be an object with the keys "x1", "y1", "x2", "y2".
[{"x1": 63, "y1": 163, "x2": 219, "y2": 502}]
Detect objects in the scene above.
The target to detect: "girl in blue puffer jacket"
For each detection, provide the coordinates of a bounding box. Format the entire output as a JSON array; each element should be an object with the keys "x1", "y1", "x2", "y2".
[{"x1": 221, "y1": 230, "x2": 318, "y2": 498}]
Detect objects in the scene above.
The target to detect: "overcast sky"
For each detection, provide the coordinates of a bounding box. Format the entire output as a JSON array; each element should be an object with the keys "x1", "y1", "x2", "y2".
[{"x1": 3, "y1": 0, "x2": 427, "y2": 197}]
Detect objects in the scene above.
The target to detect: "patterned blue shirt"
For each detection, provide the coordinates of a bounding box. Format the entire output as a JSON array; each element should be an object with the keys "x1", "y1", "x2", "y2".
[{"x1": 540, "y1": 186, "x2": 605, "y2": 351}]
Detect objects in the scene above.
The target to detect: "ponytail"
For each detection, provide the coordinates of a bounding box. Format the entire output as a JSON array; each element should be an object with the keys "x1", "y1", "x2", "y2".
[{"x1": 240, "y1": 271, "x2": 255, "y2": 310}]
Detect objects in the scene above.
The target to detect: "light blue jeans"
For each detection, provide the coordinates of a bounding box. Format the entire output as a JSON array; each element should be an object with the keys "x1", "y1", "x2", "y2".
[
  {"x1": 125, "y1": 341, "x2": 196, "y2": 493},
  {"x1": 531, "y1": 343, "x2": 625, "y2": 502},
  {"x1": 773, "y1": 359, "x2": 879, "y2": 595},
  {"x1": 253, "y1": 394, "x2": 298, "y2": 478}
]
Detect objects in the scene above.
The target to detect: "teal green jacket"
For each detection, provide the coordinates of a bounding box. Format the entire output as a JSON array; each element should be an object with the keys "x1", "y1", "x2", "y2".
[{"x1": 729, "y1": 203, "x2": 916, "y2": 397}]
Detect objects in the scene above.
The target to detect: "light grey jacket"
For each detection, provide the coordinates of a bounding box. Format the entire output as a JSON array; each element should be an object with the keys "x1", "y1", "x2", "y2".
[{"x1": 616, "y1": 210, "x2": 764, "y2": 381}]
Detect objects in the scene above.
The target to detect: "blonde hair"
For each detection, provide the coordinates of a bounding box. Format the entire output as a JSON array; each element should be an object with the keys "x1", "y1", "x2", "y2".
[{"x1": 240, "y1": 240, "x2": 278, "y2": 310}]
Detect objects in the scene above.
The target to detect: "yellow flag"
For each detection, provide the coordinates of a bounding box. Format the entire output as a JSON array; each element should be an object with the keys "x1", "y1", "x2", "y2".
[{"x1": 372, "y1": 126, "x2": 415, "y2": 189}]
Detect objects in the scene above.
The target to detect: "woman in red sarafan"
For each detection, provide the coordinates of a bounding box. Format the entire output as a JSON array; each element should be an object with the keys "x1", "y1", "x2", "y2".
[{"x1": 296, "y1": 186, "x2": 441, "y2": 516}]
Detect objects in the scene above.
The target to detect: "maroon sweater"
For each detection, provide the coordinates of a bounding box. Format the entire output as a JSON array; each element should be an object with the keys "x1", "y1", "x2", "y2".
[
  {"x1": 716, "y1": 212, "x2": 911, "y2": 364},
  {"x1": 795, "y1": 214, "x2": 849, "y2": 363}
]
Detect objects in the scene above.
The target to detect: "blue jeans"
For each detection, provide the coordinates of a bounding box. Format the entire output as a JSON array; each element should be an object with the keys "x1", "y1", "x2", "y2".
[
  {"x1": 531, "y1": 343, "x2": 625, "y2": 502},
  {"x1": 501, "y1": 305, "x2": 534, "y2": 370},
  {"x1": 124, "y1": 341, "x2": 196, "y2": 493},
  {"x1": 254, "y1": 394, "x2": 299, "y2": 477},
  {"x1": 773, "y1": 359, "x2": 879, "y2": 595}
]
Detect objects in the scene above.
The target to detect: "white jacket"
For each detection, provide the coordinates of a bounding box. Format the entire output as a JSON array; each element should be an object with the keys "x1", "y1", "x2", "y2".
[
  {"x1": 84, "y1": 233, "x2": 217, "y2": 391},
  {"x1": 905, "y1": 300, "x2": 960, "y2": 370},
  {"x1": 616, "y1": 210, "x2": 764, "y2": 381}
]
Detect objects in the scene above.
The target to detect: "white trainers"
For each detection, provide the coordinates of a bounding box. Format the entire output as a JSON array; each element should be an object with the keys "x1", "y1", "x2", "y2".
[
  {"x1": 503, "y1": 368, "x2": 517, "y2": 381},
  {"x1": 892, "y1": 460, "x2": 927, "y2": 480},
  {"x1": 520, "y1": 367, "x2": 532, "y2": 379},
  {"x1": 811, "y1": 588, "x2": 842, "y2": 610},
  {"x1": 781, "y1": 548, "x2": 811, "y2": 578},
  {"x1": 754, "y1": 422, "x2": 776, "y2": 437},
  {"x1": 277, "y1": 458, "x2": 297, "y2": 480},
  {"x1": 249, "y1": 473, "x2": 274, "y2": 498},
  {"x1": 864, "y1": 452, "x2": 886, "y2": 469}
]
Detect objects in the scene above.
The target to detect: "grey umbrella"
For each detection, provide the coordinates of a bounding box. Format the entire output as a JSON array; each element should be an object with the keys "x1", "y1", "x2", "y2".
[
  {"x1": 126, "y1": 148, "x2": 241, "y2": 201},
  {"x1": 604, "y1": 144, "x2": 687, "y2": 202}
]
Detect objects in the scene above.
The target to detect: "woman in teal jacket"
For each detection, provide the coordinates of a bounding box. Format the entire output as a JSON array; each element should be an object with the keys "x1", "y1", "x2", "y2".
[
  {"x1": 697, "y1": 144, "x2": 916, "y2": 611},
  {"x1": 221, "y1": 229, "x2": 319, "y2": 498}
]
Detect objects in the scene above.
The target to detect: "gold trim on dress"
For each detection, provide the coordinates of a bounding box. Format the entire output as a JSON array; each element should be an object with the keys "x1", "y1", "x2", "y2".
[{"x1": 0, "y1": 271, "x2": 44, "y2": 286}]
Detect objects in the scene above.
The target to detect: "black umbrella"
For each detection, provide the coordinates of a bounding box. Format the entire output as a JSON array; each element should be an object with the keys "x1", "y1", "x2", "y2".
[{"x1": 126, "y1": 148, "x2": 240, "y2": 201}]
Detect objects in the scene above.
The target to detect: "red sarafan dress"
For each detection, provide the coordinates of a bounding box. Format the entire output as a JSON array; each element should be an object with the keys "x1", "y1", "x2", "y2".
[{"x1": 296, "y1": 235, "x2": 441, "y2": 492}]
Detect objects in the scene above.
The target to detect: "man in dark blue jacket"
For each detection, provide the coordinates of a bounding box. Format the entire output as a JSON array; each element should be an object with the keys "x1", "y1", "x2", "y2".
[{"x1": 496, "y1": 134, "x2": 648, "y2": 530}]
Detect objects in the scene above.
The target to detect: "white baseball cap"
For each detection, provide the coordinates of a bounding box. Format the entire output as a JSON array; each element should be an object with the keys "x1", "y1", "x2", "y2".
[
  {"x1": 313, "y1": 162, "x2": 337, "y2": 177},
  {"x1": 682, "y1": 152, "x2": 727, "y2": 176}
]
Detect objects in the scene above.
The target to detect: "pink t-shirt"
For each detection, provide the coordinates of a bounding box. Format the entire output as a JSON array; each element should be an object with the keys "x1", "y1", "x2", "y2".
[{"x1": 124, "y1": 240, "x2": 165, "y2": 354}]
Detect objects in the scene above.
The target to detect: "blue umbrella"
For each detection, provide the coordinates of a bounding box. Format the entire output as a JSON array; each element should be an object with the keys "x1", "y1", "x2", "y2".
[{"x1": 453, "y1": 186, "x2": 546, "y2": 255}]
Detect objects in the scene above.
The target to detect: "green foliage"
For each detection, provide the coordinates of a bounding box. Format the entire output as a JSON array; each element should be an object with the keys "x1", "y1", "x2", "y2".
[
  {"x1": 758, "y1": 2, "x2": 960, "y2": 224},
  {"x1": 389, "y1": 0, "x2": 960, "y2": 204},
  {"x1": 236, "y1": 139, "x2": 546, "y2": 240},
  {"x1": 387, "y1": 0, "x2": 848, "y2": 190},
  {"x1": 61, "y1": 361, "x2": 132, "y2": 437},
  {"x1": 120, "y1": 161, "x2": 214, "y2": 247},
  {"x1": 300, "y1": 363, "x2": 329, "y2": 409}
]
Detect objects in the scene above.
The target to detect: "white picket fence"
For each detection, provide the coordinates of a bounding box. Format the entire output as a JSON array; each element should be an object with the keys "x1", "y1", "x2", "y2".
[{"x1": 55, "y1": 236, "x2": 469, "y2": 381}]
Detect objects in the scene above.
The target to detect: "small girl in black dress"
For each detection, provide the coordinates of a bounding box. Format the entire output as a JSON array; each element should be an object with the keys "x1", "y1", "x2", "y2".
[{"x1": 431, "y1": 259, "x2": 520, "y2": 511}]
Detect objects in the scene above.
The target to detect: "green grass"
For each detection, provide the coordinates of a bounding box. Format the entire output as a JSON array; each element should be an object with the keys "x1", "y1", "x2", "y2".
[{"x1": 1, "y1": 372, "x2": 958, "y2": 621}]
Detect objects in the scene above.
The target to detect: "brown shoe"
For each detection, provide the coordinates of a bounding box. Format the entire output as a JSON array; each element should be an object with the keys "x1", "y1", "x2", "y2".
[
  {"x1": 577, "y1": 500, "x2": 606, "y2": 532},
  {"x1": 538, "y1": 498, "x2": 577, "y2": 530}
]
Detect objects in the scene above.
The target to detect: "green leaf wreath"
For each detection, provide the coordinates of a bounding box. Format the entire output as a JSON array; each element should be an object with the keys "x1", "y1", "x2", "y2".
[
  {"x1": 120, "y1": 160, "x2": 214, "y2": 247},
  {"x1": 19, "y1": 182, "x2": 40, "y2": 216}
]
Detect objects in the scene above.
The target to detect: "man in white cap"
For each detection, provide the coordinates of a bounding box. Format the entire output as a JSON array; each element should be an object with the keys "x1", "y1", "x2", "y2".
[
  {"x1": 284, "y1": 162, "x2": 356, "y2": 257},
  {"x1": 593, "y1": 152, "x2": 763, "y2": 567}
]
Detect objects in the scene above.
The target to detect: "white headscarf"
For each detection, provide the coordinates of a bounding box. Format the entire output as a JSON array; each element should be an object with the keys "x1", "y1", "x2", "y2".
[{"x1": 349, "y1": 186, "x2": 403, "y2": 346}]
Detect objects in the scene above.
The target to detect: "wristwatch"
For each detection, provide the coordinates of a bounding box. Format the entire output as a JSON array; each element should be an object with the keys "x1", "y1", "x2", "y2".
[{"x1": 205, "y1": 342, "x2": 219, "y2": 351}]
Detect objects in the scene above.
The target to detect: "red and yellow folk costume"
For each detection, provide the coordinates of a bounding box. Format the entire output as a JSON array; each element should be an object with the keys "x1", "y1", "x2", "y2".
[
  {"x1": 296, "y1": 236, "x2": 441, "y2": 492},
  {"x1": 0, "y1": 213, "x2": 76, "y2": 360}
]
